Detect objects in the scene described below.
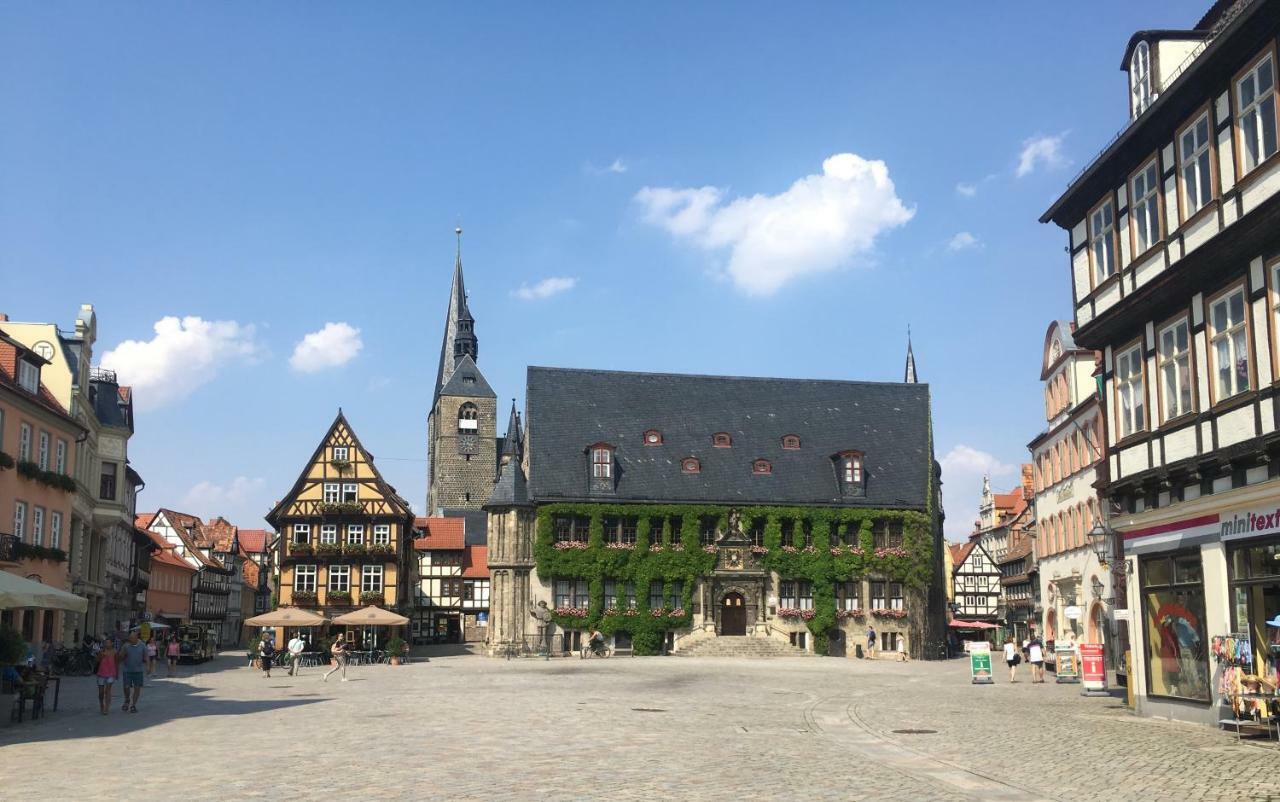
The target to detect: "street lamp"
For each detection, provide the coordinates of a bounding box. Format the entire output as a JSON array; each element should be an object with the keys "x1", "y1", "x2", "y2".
[{"x1": 1088, "y1": 522, "x2": 1112, "y2": 568}]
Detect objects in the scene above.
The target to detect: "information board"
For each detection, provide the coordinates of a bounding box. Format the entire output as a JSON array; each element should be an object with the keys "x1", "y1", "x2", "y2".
[
  {"x1": 1080, "y1": 643, "x2": 1106, "y2": 692},
  {"x1": 969, "y1": 642, "x2": 993, "y2": 684}
]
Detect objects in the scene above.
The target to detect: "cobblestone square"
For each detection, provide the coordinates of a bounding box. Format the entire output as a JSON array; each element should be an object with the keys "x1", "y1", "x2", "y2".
[{"x1": 4, "y1": 652, "x2": 1279, "y2": 801}]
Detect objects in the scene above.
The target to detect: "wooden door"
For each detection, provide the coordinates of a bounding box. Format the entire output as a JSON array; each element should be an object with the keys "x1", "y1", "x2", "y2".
[{"x1": 721, "y1": 592, "x2": 746, "y2": 636}]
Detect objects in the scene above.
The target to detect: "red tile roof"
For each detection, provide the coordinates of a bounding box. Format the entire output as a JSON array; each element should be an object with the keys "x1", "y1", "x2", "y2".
[
  {"x1": 140, "y1": 528, "x2": 197, "y2": 573},
  {"x1": 413, "y1": 517, "x2": 465, "y2": 550},
  {"x1": 238, "y1": 529, "x2": 270, "y2": 553},
  {"x1": 196, "y1": 516, "x2": 238, "y2": 553},
  {"x1": 950, "y1": 542, "x2": 975, "y2": 571},
  {"x1": 462, "y1": 545, "x2": 488, "y2": 578},
  {"x1": 136, "y1": 513, "x2": 156, "y2": 530},
  {"x1": 242, "y1": 558, "x2": 261, "y2": 588}
]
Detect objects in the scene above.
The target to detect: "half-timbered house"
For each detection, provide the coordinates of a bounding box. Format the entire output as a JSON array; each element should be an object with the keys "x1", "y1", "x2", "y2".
[{"x1": 951, "y1": 541, "x2": 1001, "y2": 622}]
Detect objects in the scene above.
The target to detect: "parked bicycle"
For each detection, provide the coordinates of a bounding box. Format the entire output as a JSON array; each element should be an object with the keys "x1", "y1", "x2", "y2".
[{"x1": 50, "y1": 646, "x2": 95, "y2": 676}]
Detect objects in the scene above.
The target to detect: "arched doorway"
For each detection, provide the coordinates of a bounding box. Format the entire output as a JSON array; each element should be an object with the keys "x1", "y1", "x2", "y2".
[
  {"x1": 1086, "y1": 602, "x2": 1105, "y2": 645},
  {"x1": 1045, "y1": 610, "x2": 1057, "y2": 642},
  {"x1": 827, "y1": 628, "x2": 846, "y2": 657},
  {"x1": 720, "y1": 592, "x2": 746, "y2": 636}
]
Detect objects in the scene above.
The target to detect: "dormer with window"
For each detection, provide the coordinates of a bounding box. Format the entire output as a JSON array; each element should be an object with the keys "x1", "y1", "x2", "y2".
[
  {"x1": 1129, "y1": 41, "x2": 1152, "y2": 118},
  {"x1": 835, "y1": 450, "x2": 865, "y2": 497},
  {"x1": 752, "y1": 459, "x2": 772, "y2": 475},
  {"x1": 781, "y1": 434, "x2": 801, "y2": 450},
  {"x1": 681, "y1": 457, "x2": 700, "y2": 474},
  {"x1": 643, "y1": 430, "x2": 662, "y2": 446},
  {"x1": 587, "y1": 442, "x2": 616, "y2": 494},
  {"x1": 712, "y1": 432, "x2": 732, "y2": 448},
  {"x1": 16, "y1": 357, "x2": 40, "y2": 394}
]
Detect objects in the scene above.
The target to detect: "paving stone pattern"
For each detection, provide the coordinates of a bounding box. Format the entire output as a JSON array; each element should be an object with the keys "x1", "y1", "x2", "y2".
[{"x1": 2, "y1": 653, "x2": 1278, "y2": 801}]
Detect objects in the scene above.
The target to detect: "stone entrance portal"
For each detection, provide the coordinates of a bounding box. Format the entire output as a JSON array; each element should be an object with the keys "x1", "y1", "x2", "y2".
[{"x1": 721, "y1": 592, "x2": 746, "y2": 636}]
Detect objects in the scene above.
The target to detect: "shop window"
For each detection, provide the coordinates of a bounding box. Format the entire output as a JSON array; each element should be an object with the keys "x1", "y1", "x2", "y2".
[{"x1": 1141, "y1": 552, "x2": 1210, "y2": 702}]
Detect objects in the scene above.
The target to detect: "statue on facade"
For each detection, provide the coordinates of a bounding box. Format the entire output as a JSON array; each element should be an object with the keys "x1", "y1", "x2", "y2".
[
  {"x1": 529, "y1": 599, "x2": 554, "y2": 656},
  {"x1": 728, "y1": 507, "x2": 743, "y2": 537}
]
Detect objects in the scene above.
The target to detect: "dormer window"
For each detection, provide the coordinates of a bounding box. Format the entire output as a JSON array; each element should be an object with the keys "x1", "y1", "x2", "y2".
[
  {"x1": 1130, "y1": 41, "x2": 1152, "y2": 119},
  {"x1": 17, "y1": 359, "x2": 39, "y2": 394},
  {"x1": 457, "y1": 402, "x2": 479, "y2": 433},
  {"x1": 838, "y1": 451, "x2": 864, "y2": 485},
  {"x1": 681, "y1": 457, "x2": 701, "y2": 474},
  {"x1": 781, "y1": 435, "x2": 801, "y2": 450},
  {"x1": 643, "y1": 430, "x2": 663, "y2": 446},
  {"x1": 752, "y1": 459, "x2": 772, "y2": 475},
  {"x1": 712, "y1": 433, "x2": 732, "y2": 448},
  {"x1": 590, "y1": 444, "x2": 614, "y2": 479}
]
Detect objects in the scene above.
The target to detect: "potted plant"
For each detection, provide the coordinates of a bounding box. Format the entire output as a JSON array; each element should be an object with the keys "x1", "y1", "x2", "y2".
[
  {"x1": 330, "y1": 459, "x2": 352, "y2": 473},
  {"x1": 386, "y1": 635, "x2": 407, "y2": 666},
  {"x1": 359, "y1": 590, "x2": 384, "y2": 605}
]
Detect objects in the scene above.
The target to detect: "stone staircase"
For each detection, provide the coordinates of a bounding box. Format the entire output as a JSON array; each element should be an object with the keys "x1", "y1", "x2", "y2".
[{"x1": 676, "y1": 635, "x2": 811, "y2": 658}]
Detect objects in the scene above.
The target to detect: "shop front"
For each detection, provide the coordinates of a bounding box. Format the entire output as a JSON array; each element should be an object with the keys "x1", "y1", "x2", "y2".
[{"x1": 1226, "y1": 536, "x2": 1280, "y2": 691}]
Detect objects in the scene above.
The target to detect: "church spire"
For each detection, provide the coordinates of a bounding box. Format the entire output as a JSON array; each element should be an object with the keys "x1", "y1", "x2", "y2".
[
  {"x1": 501, "y1": 399, "x2": 523, "y2": 464},
  {"x1": 434, "y1": 227, "x2": 479, "y2": 402},
  {"x1": 904, "y1": 327, "x2": 918, "y2": 383}
]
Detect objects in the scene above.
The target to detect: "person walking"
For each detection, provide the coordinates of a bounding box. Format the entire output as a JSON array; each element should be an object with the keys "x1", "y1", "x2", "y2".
[
  {"x1": 896, "y1": 637, "x2": 908, "y2": 662},
  {"x1": 323, "y1": 635, "x2": 349, "y2": 682},
  {"x1": 286, "y1": 633, "x2": 306, "y2": 676},
  {"x1": 866, "y1": 625, "x2": 877, "y2": 659},
  {"x1": 144, "y1": 636, "x2": 157, "y2": 676},
  {"x1": 166, "y1": 636, "x2": 180, "y2": 677},
  {"x1": 95, "y1": 639, "x2": 118, "y2": 715},
  {"x1": 119, "y1": 631, "x2": 147, "y2": 713},
  {"x1": 1003, "y1": 636, "x2": 1020, "y2": 682},
  {"x1": 1026, "y1": 634, "x2": 1046, "y2": 683},
  {"x1": 260, "y1": 638, "x2": 276, "y2": 679}
]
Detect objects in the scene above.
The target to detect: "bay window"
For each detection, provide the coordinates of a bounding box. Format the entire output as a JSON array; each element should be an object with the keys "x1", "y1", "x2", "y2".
[
  {"x1": 1237, "y1": 51, "x2": 1277, "y2": 175},
  {"x1": 1208, "y1": 286, "x2": 1250, "y2": 401},
  {"x1": 1158, "y1": 318, "x2": 1193, "y2": 420}
]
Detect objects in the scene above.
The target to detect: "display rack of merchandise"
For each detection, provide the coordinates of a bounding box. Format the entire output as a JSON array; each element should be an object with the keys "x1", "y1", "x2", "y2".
[{"x1": 1213, "y1": 632, "x2": 1278, "y2": 742}]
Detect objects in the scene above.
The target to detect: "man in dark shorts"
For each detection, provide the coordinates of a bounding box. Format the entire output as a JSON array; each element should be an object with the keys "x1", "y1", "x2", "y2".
[{"x1": 119, "y1": 631, "x2": 148, "y2": 713}]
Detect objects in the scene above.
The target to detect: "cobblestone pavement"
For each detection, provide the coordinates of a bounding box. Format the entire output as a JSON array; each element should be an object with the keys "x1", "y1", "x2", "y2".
[{"x1": 3, "y1": 652, "x2": 1279, "y2": 801}]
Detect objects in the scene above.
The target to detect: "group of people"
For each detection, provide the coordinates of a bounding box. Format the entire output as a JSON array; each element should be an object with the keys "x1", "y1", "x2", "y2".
[
  {"x1": 255, "y1": 633, "x2": 351, "y2": 682},
  {"x1": 91, "y1": 630, "x2": 181, "y2": 715},
  {"x1": 1002, "y1": 633, "x2": 1048, "y2": 683},
  {"x1": 863, "y1": 625, "x2": 908, "y2": 661}
]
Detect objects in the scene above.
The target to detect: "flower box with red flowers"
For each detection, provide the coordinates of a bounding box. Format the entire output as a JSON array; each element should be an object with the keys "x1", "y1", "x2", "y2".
[
  {"x1": 553, "y1": 541, "x2": 589, "y2": 551},
  {"x1": 871, "y1": 607, "x2": 907, "y2": 619},
  {"x1": 778, "y1": 607, "x2": 816, "y2": 621},
  {"x1": 555, "y1": 606, "x2": 589, "y2": 618},
  {"x1": 836, "y1": 608, "x2": 866, "y2": 620},
  {"x1": 604, "y1": 542, "x2": 634, "y2": 551}
]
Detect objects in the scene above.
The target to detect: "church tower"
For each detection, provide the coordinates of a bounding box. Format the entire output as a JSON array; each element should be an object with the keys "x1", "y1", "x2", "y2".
[
  {"x1": 484, "y1": 400, "x2": 535, "y2": 655},
  {"x1": 426, "y1": 230, "x2": 500, "y2": 517}
]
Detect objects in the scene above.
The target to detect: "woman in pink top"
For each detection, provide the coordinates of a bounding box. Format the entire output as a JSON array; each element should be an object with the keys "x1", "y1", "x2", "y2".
[
  {"x1": 96, "y1": 640, "x2": 118, "y2": 715},
  {"x1": 166, "y1": 637, "x2": 180, "y2": 677}
]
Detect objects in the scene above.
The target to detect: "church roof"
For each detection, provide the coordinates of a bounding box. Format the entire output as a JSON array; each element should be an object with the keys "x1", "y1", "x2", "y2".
[
  {"x1": 433, "y1": 247, "x2": 476, "y2": 403},
  {"x1": 525, "y1": 366, "x2": 932, "y2": 508},
  {"x1": 438, "y1": 354, "x2": 496, "y2": 399},
  {"x1": 485, "y1": 458, "x2": 531, "y2": 508}
]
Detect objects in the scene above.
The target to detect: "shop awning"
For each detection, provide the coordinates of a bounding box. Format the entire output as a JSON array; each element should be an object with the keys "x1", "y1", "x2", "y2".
[
  {"x1": 244, "y1": 607, "x2": 329, "y2": 627},
  {"x1": 949, "y1": 619, "x2": 999, "y2": 629},
  {"x1": 331, "y1": 605, "x2": 409, "y2": 626},
  {"x1": 0, "y1": 571, "x2": 88, "y2": 613}
]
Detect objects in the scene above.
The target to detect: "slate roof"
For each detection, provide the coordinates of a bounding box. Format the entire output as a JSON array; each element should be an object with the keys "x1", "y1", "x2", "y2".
[
  {"x1": 90, "y1": 374, "x2": 132, "y2": 431},
  {"x1": 526, "y1": 366, "x2": 932, "y2": 508},
  {"x1": 413, "y1": 517, "x2": 466, "y2": 550},
  {"x1": 438, "y1": 354, "x2": 495, "y2": 399},
  {"x1": 462, "y1": 545, "x2": 488, "y2": 578},
  {"x1": 485, "y1": 459, "x2": 530, "y2": 508}
]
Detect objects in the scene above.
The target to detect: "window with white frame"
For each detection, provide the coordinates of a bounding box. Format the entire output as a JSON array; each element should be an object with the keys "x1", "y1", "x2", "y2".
[
  {"x1": 17, "y1": 360, "x2": 39, "y2": 394},
  {"x1": 320, "y1": 524, "x2": 337, "y2": 545},
  {"x1": 373, "y1": 524, "x2": 390, "y2": 545},
  {"x1": 19, "y1": 423, "x2": 32, "y2": 462},
  {"x1": 1131, "y1": 41, "x2": 1152, "y2": 118},
  {"x1": 1209, "y1": 286, "x2": 1250, "y2": 400},
  {"x1": 888, "y1": 582, "x2": 904, "y2": 610},
  {"x1": 591, "y1": 446, "x2": 612, "y2": 479},
  {"x1": 50, "y1": 512, "x2": 61, "y2": 550},
  {"x1": 294, "y1": 565, "x2": 317, "y2": 593},
  {"x1": 31, "y1": 506, "x2": 44, "y2": 546},
  {"x1": 836, "y1": 581, "x2": 860, "y2": 610},
  {"x1": 37, "y1": 431, "x2": 49, "y2": 470},
  {"x1": 870, "y1": 581, "x2": 887, "y2": 609},
  {"x1": 1159, "y1": 318, "x2": 1193, "y2": 420},
  {"x1": 328, "y1": 564, "x2": 350, "y2": 593},
  {"x1": 292, "y1": 523, "x2": 311, "y2": 545},
  {"x1": 55, "y1": 439, "x2": 67, "y2": 475},
  {"x1": 323, "y1": 483, "x2": 339, "y2": 503},
  {"x1": 332, "y1": 446, "x2": 349, "y2": 462},
  {"x1": 603, "y1": 580, "x2": 618, "y2": 609},
  {"x1": 341, "y1": 483, "x2": 358, "y2": 503},
  {"x1": 346, "y1": 524, "x2": 364, "y2": 545},
  {"x1": 1116, "y1": 343, "x2": 1146, "y2": 437},
  {"x1": 797, "y1": 580, "x2": 813, "y2": 610},
  {"x1": 1180, "y1": 112, "x2": 1213, "y2": 217},
  {"x1": 13, "y1": 501, "x2": 26, "y2": 541},
  {"x1": 1089, "y1": 199, "x2": 1116, "y2": 283},
  {"x1": 361, "y1": 565, "x2": 383, "y2": 594},
  {"x1": 1237, "y1": 52, "x2": 1277, "y2": 174},
  {"x1": 1131, "y1": 159, "x2": 1160, "y2": 253},
  {"x1": 779, "y1": 580, "x2": 796, "y2": 608}
]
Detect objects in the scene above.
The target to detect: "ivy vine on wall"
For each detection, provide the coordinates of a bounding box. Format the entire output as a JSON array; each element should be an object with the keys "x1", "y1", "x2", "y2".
[{"x1": 533, "y1": 502, "x2": 933, "y2": 656}]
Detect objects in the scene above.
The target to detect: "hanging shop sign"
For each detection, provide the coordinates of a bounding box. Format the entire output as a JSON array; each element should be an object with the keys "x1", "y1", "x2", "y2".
[
  {"x1": 969, "y1": 642, "x2": 993, "y2": 685},
  {"x1": 1064, "y1": 605, "x2": 1081, "y2": 621},
  {"x1": 1080, "y1": 643, "x2": 1106, "y2": 691},
  {"x1": 1055, "y1": 644, "x2": 1079, "y2": 683}
]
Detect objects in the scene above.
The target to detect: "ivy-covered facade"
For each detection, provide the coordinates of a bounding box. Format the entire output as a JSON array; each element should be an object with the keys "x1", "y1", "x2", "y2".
[{"x1": 485, "y1": 364, "x2": 946, "y2": 658}]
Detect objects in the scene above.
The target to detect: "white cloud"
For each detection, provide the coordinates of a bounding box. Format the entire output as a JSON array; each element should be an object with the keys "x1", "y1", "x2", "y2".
[
  {"x1": 289, "y1": 322, "x2": 363, "y2": 373},
  {"x1": 1016, "y1": 133, "x2": 1068, "y2": 178},
  {"x1": 955, "y1": 182, "x2": 977, "y2": 198},
  {"x1": 940, "y1": 445, "x2": 1019, "y2": 542},
  {"x1": 947, "y1": 231, "x2": 980, "y2": 251},
  {"x1": 100, "y1": 316, "x2": 260, "y2": 411},
  {"x1": 587, "y1": 158, "x2": 628, "y2": 176},
  {"x1": 635, "y1": 153, "x2": 914, "y2": 296},
  {"x1": 513, "y1": 276, "x2": 577, "y2": 301},
  {"x1": 180, "y1": 476, "x2": 267, "y2": 523}
]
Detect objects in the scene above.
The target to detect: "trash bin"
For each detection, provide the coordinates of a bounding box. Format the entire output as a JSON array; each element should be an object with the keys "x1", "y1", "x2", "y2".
[{"x1": 855, "y1": 644, "x2": 864, "y2": 659}]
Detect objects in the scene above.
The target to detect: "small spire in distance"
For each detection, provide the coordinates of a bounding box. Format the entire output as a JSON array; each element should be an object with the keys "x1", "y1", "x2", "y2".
[{"x1": 904, "y1": 325, "x2": 918, "y2": 383}]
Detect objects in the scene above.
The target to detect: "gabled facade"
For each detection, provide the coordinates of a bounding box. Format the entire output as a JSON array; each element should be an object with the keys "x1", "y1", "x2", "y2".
[
  {"x1": 267, "y1": 411, "x2": 414, "y2": 630},
  {"x1": 951, "y1": 541, "x2": 1001, "y2": 620},
  {"x1": 1041, "y1": 0, "x2": 1280, "y2": 725},
  {"x1": 411, "y1": 516, "x2": 466, "y2": 643},
  {"x1": 147, "y1": 509, "x2": 232, "y2": 636}
]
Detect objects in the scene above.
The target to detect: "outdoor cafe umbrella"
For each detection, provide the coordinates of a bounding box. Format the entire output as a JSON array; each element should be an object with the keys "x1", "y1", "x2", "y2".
[
  {"x1": 0, "y1": 571, "x2": 87, "y2": 613},
  {"x1": 244, "y1": 607, "x2": 329, "y2": 627},
  {"x1": 330, "y1": 605, "x2": 409, "y2": 626}
]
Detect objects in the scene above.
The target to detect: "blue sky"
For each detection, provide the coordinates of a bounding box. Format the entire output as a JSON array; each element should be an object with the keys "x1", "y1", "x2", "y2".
[{"x1": 0, "y1": 2, "x2": 1206, "y2": 540}]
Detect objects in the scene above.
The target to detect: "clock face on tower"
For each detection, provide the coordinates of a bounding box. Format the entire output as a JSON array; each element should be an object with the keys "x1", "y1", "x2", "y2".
[{"x1": 457, "y1": 434, "x2": 478, "y2": 455}]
